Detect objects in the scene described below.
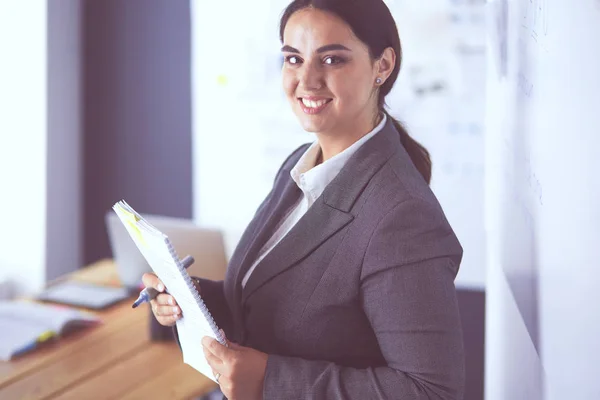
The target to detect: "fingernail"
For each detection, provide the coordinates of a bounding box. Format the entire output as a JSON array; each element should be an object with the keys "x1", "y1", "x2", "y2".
[
  {"x1": 172, "y1": 307, "x2": 178, "y2": 313},
  {"x1": 168, "y1": 298, "x2": 173, "y2": 305},
  {"x1": 173, "y1": 314, "x2": 179, "y2": 319},
  {"x1": 158, "y1": 283, "x2": 165, "y2": 291}
]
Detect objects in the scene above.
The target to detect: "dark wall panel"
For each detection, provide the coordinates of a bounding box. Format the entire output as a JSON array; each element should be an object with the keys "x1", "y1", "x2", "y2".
[{"x1": 83, "y1": 0, "x2": 192, "y2": 264}]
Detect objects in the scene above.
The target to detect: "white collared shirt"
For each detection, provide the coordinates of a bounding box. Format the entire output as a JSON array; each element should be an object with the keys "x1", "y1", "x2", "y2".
[{"x1": 241, "y1": 114, "x2": 387, "y2": 287}]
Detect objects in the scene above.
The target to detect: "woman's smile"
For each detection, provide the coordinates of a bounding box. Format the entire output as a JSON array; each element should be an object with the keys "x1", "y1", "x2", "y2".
[{"x1": 298, "y1": 96, "x2": 333, "y2": 114}]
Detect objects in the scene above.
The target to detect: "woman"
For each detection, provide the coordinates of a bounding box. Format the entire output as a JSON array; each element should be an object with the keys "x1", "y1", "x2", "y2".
[{"x1": 144, "y1": 0, "x2": 465, "y2": 399}]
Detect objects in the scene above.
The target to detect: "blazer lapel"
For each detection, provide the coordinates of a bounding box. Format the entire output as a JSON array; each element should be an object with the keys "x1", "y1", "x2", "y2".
[
  {"x1": 232, "y1": 175, "x2": 301, "y2": 302},
  {"x1": 241, "y1": 118, "x2": 403, "y2": 303},
  {"x1": 242, "y1": 197, "x2": 353, "y2": 302}
]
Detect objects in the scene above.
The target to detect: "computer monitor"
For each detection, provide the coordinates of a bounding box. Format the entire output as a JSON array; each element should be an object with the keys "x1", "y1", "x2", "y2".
[{"x1": 105, "y1": 211, "x2": 227, "y2": 290}]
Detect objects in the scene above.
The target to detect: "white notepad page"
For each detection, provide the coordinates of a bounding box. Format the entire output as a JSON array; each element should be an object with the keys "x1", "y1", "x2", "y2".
[{"x1": 113, "y1": 201, "x2": 225, "y2": 381}]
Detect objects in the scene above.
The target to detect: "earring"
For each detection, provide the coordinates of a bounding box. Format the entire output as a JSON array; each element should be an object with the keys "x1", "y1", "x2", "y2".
[{"x1": 376, "y1": 78, "x2": 382, "y2": 85}]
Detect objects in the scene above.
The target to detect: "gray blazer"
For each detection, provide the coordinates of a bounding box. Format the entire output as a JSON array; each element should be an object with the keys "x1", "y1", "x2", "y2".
[{"x1": 196, "y1": 119, "x2": 465, "y2": 399}]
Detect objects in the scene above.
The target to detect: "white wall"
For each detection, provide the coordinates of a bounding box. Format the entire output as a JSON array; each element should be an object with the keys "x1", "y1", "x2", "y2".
[
  {"x1": 0, "y1": 1, "x2": 82, "y2": 295},
  {"x1": 0, "y1": 2, "x2": 48, "y2": 294},
  {"x1": 191, "y1": 0, "x2": 312, "y2": 256}
]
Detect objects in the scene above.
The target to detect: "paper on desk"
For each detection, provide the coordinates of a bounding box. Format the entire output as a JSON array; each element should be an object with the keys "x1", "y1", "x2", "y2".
[
  {"x1": 0, "y1": 301, "x2": 100, "y2": 360},
  {"x1": 0, "y1": 318, "x2": 48, "y2": 361}
]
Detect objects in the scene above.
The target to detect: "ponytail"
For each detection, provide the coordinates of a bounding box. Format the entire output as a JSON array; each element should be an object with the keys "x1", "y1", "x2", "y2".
[{"x1": 383, "y1": 111, "x2": 432, "y2": 184}]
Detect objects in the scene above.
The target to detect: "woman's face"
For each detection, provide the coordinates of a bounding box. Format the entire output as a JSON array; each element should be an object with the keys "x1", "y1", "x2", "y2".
[{"x1": 281, "y1": 8, "x2": 380, "y2": 137}]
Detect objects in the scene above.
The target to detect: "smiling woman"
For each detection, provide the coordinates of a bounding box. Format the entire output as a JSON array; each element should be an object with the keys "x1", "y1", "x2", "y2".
[
  {"x1": 151, "y1": 0, "x2": 466, "y2": 399},
  {"x1": 280, "y1": 8, "x2": 387, "y2": 157},
  {"x1": 279, "y1": 0, "x2": 432, "y2": 182}
]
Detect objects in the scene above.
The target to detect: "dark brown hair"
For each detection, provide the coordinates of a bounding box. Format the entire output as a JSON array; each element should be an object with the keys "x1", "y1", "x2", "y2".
[{"x1": 279, "y1": 0, "x2": 432, "y2": 183}]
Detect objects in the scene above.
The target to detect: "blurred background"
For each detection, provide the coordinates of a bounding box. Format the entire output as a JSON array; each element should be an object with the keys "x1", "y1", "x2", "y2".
[{"x1": 1, "y1": 0, "x2": 599, "y2": 399}]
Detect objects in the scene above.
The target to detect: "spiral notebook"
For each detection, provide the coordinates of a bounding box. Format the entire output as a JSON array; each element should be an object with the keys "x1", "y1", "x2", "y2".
[{"x1": 113, "y1": 200, "x2": 226, "y2": 381}]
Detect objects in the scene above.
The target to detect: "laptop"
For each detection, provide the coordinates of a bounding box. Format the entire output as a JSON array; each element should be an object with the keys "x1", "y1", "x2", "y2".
[{"x1": 105, "y1": 211, "x2": 228, "y2": 291}]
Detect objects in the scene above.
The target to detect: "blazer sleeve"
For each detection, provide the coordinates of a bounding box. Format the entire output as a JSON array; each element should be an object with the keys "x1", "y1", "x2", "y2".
[{"x1": 263, "y1": 199, "x2": 465, "y2": 400}]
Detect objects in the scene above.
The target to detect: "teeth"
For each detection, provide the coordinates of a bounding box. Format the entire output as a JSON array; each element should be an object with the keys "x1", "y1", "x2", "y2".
[{"x1": 302, "y1": 98, "x2": 329, "y2": 108}]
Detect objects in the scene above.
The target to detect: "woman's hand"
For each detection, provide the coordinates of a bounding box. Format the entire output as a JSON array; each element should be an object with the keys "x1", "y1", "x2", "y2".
[
  {"x1": 202, "y1": 336, "x2": 268, "y2": 400},
  {"x1": 141, "y1": 272, "x2": 182, "y2": 327}
]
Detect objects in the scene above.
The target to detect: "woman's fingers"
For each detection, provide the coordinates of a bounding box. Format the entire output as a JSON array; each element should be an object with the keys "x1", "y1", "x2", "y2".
[
  {"x1": 141, "y1": 273, "x2": 183, "y2": 327},
  {"x1": 154, "y1": 303, "x2": 181, "y2": 317},
  {"x1": 137, "y1": 273, "x2": 182, "y2": 327},
  {"x1": 150, "y1": 299, "x2": 182, "y2": 326},
  {"x1": 154, "y1": 314, "x2": 180, "y2": 327},
  {"x1": 141, "y1": 272, "x2": 165, "y2": 292},
  {"x1": 150, "y1": 293, "x2": 182, "y2": 327},
  {"x1": 156, "y1": 293, "x2": 178, "y2": 306},
  {"x1": 203, "y1": 345, "x2": 224, "y2": 367},
  {"x1": 160, "y1": 313, "x2": 181, "y2": 325},
  {"x1": 151, "y1": 296, "x2": 181, "y2": 315}
]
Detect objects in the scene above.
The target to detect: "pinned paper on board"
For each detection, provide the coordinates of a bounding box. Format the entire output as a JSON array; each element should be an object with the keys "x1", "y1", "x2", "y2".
[
  {"x1": 489, "y1": 0, "x2": 509, "y2": 79},
  {"x1": 216, "y1": 74, "x2": 228, "y2": 87}
]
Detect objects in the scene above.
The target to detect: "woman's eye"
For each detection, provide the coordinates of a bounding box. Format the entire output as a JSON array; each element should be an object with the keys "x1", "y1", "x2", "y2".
[
  {"x1": 324, "y1": 56, "x2": 344, "y2": 65},
  {"x1": 285, "y1": 55, "x2": 302, "y2": 65}
]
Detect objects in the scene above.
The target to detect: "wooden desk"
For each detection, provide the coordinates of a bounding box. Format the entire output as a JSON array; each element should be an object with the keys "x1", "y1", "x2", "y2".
[{"x1": 0, "y1": 259, "x2": 218, "y2": 400}]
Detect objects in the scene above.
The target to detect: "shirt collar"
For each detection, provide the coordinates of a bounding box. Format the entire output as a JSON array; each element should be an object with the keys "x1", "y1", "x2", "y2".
[{"x1": 290, "y1": 114, "x2": 388, "y2": 204}]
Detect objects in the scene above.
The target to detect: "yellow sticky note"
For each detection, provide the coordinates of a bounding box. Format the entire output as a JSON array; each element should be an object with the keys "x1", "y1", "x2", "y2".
[
  {"x1": 127, "y1": 221, "x2": 146, "y2": 246},
  {"x1": 116, "y1": 204, "x2": 146, "y2": 247}
]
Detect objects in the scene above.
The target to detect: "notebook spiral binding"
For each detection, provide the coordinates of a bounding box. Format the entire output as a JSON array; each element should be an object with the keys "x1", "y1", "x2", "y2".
[{"x1": 165, "y1": 240, "x2": 227, "y2": 346}]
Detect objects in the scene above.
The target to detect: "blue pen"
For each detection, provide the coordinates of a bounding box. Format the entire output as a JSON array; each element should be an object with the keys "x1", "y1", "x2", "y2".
[{"x1": 131, "y1": 255, "x2": 195, "y2": 308}]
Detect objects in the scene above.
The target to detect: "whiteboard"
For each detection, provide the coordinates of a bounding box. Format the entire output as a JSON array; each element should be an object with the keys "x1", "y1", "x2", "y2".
[{"x1": 485, "y1": 0, "x2": 600, "y2": 399}]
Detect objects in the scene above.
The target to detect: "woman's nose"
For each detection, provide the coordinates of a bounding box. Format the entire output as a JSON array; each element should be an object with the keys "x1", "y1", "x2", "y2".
[{"x1": 298, "y1": 63, "x2": 324, "y2": 91}]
